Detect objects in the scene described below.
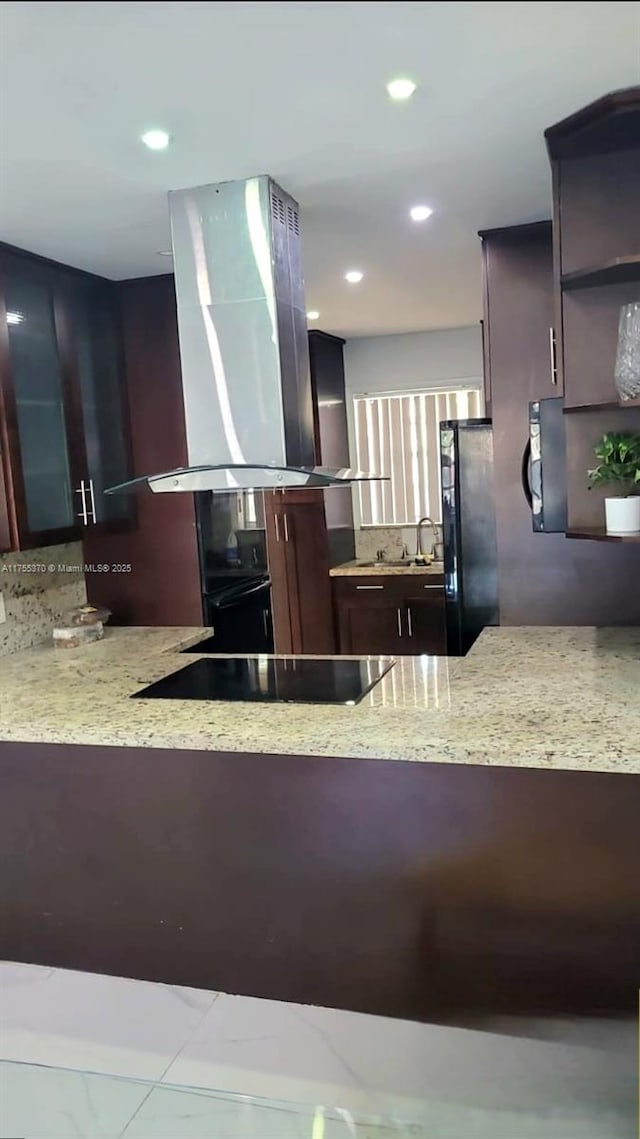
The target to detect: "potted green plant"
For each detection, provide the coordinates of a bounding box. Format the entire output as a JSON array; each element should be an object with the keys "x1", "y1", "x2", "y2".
[{"x1": 588, "y1": 431, "x2": 640, "y2": 533}]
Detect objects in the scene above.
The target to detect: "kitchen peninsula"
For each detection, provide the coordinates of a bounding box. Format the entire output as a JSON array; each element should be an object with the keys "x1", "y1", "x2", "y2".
[
  {"x1": 1, "y1": 626, "x2": 638, "y2": 1027},
  {"x1": 0, "y1": 625, "x2": 637, "y2": 769}
]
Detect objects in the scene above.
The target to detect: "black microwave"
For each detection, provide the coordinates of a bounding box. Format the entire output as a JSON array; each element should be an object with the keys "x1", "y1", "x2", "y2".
[{"x1": 522, "y1": 397, "x2": 567, "y2": 533}]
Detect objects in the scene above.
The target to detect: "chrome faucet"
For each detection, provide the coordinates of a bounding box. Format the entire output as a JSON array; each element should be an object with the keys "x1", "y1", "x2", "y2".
[{"x1": 416, "y1": 516, "x2": 437, "y2": 561}]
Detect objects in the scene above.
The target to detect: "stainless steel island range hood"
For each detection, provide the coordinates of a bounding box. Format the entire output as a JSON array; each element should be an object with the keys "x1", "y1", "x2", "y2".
[{"x1": 107, "y1": 176, "x2": 379, "y2": 495}]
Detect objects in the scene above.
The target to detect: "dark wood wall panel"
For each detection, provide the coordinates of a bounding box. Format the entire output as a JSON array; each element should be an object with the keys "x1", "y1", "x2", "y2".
[
  {"x1": 84, "y1": 277, "x2": 202, "y2": 625},
  {"x1": 1, "y1": 739, "x2": 638, "y2": 1025}
]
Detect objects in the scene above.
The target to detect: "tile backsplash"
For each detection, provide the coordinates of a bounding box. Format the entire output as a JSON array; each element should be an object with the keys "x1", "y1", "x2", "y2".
[
  {"x1": 0, "y1": 543, "x2": 87, "y2": 656},
  {"x1": 355, "y1": 525, "x2": 442, "y2": 562}
]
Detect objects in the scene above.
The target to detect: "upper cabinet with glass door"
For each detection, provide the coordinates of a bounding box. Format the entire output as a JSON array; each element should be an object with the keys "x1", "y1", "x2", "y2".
[
  {"x1": 0, "y1": 250, "x2": 78, "y2": 547},
  {"x1": 64, "y1": 277, "x2": 134, "y2": 530},
  {"x1": 0, "y1": 246, "x2": 134, "y2": 550}
]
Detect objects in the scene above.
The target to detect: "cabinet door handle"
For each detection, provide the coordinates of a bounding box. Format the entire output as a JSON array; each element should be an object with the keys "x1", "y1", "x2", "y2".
[
  {"x1": 407, "y1": 606, "x2": 413, "y2": 637},
  {"x1": 263, "y1": 609, "x2": 269, "y2": 638},
  {"x1": 423, "y1": 584, "x2": 442, "y2": 590},
  {"x1": 274, "y1": 515, "x2": 280, "y2": 543},
  {"x1": 549, "y1": 327, "x2": 558, "y2": 386},
  {"x1": 397, "y1": 607, "x2": 403, "y2": 637},
  {"x1": 356, "y1": 584, "x2": 384, "y2": 590},
  {"x1": 283, "y1": 513, "x2": 289, "y2": 542},
  {"x1": 87, "y1": 478, "x2": 97, "y2": 524},
  {"x1": 76, "y1": 480, "x2": 88, "y2": 524}
]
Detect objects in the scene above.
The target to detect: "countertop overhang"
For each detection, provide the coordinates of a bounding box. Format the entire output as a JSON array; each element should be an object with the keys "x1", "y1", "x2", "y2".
[{"x1": 0, "y1": 626, "x2": 638, "y2": 773}]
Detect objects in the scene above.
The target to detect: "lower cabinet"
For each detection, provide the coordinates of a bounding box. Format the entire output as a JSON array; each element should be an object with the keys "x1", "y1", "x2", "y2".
[
  {"x1": 265, "y1": 490, "x2": 337, "y2": 655},
  {"x1": 333, "y1": 575, "x2": 446, "y2": 656}
]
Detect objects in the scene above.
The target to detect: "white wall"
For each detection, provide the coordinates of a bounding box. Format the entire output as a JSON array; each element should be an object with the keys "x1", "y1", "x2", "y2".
[
  {"x1": 343, "y1": 325, "x2": 483, "y2": 530},
  {"x1": 344, "y1": 325, "x2": 483, "y2": 401}
]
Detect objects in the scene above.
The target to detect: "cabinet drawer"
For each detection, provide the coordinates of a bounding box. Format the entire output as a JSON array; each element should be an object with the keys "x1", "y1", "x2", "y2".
[{"x1": 333, "y1": 573, "x2": 444, "y2": 598}]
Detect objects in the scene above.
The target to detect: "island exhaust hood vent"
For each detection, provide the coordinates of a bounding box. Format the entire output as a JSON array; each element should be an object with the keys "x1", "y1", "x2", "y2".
[{"x1": 107, "y1": 175, "x2": 380, "y2": 496}]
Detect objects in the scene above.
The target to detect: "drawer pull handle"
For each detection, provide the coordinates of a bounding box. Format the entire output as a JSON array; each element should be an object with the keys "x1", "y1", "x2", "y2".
[
  {"x1": 423, "y1": 584, "x2": 442, "y2": 590},
  {"x1": 356, "y1": 584, "x2": 384, "y2": 590}
]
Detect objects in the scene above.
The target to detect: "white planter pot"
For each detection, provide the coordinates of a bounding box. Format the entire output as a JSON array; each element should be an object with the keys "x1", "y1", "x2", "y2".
[{"x1": 604, "y1": 496, "x2": 640, "y2": 534}]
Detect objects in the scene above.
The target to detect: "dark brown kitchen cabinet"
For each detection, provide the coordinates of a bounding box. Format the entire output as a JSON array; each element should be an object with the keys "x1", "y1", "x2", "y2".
[
  {"x1": 545, "y1": 88, "x2": 640, "y2": 409},
  {"x1": 404, "y1": 586, "x2": 447, "y2": 654},
  {"x1": 265, "y1": 490, "x2": 336, "y2": 655},
  {"x1": 480, "y1": 220, "x2": 640, "y2": 625},
  {"x1": 333, "y1": 575, "x2": 446, "y2": 656},
  {"x1": 332, "y1": 579, "x2": 404, "y2": 656},
  {"x1": 0, "y1": 250, "x2": 79, "y2": 547},
  {"x1": 0, "y1": 244, "x2": 134, "y2": 550},
  {"x1": 480, "y1": 223, "x2": 559, "y2": 403},
  {"x1": 308, "y1": 329, "x2": 356, "y2": 568}
]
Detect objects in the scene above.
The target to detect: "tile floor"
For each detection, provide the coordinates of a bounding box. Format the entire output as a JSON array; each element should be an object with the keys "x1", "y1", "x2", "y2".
[{"x1": 0, "y1": 961, "x2": 636, "y2": 1138}]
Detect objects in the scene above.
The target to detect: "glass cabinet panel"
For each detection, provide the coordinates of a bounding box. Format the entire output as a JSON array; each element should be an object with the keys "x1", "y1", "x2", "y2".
[
  {"x1": 69, "y1": 283, "x2": 132, "y2": 526},
  {"x1": 4, "y1": 273, "x2": 75, "y2": 533}
]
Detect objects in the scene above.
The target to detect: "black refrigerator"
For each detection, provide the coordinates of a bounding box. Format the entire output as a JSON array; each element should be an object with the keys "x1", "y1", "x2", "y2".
[{"x1": 440, "y1": 418, "x2": 499, "y2": 656}]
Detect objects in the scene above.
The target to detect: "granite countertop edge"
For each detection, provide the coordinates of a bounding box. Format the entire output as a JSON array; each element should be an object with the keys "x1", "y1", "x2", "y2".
[{"x1": 330, "y1": 560, "x2": 444, "y2": 577}]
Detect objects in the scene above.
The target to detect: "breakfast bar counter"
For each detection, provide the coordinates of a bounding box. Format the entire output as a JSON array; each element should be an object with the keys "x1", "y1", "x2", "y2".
[
  {"x1": 1, "y1": 625, "x2": 638, "y2": 1025},
  {"x1": 0, "y1": 624, "x2": 638, "y2": 773}
]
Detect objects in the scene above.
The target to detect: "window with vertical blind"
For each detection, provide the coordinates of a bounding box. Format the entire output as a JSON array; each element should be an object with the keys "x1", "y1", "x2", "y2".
[{"x1": 354, "y1": 387, "x2": 483, "y2": 525}]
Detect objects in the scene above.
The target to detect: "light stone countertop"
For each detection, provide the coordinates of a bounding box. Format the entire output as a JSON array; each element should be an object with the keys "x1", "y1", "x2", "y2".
[
  {"x1": 330, "y1": 560, "x2": 444, "y2": 577},
  {"x1": 0, "y1": 625, "x2": 638, "y2": 774}
]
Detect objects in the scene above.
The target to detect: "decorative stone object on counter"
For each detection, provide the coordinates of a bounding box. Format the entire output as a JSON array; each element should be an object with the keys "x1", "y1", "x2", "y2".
[
  {"x1": 53, "y1": 622, "x2": 104, "y2": 649},
  {"x1": 68, "y1": 603, "x2": 111, "y2": 626},
  {"x1": 53, "y1": 602, "x2": 111, "y2": 648}
]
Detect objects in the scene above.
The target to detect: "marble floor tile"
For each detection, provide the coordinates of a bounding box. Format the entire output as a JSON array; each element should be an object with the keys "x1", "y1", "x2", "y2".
[
  {"x1": 162, "y1": 993, "x2": 369, "y2": 1110},
  {"x1": 0, "y1": 960, "x2": 54, "y2": 986},
  {"x1": 0, "y1": 964, "x2": 217, "y2": 1080},
  {"x1": 120, "y1": 1085, "x2": 424, "y2": 1139},
  {"x1": 297, "y1": 1002, "x2": 635, "y2": 1115},
  {"x1": 0, "y1": 1061, "x2": 149, "y2": 1139},
  {"x1": 162, "y1": 992, "x2": 636, "y2": 1122}
]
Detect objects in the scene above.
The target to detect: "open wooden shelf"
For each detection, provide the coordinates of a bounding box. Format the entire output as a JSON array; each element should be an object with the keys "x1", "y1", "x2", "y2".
[
  {"x1": 564, "y1": 397, "x2": 640, "y2": 412},
  {"x1": 561, "y1": 254, "x2": 640, "y2": 291},
  {"x1": 567, "y1": 527, "x2": 640, "y2": 543}
]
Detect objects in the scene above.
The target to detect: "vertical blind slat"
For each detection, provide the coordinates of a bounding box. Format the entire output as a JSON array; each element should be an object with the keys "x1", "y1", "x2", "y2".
[{"x1": 355, "y1": 387, "x2": 482, "y2": 525}]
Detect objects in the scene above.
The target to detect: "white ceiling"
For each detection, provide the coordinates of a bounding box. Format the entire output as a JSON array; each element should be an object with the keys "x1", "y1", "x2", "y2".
[{"x1": 1, "y1": 1, "x2": 638, "y2": 336}]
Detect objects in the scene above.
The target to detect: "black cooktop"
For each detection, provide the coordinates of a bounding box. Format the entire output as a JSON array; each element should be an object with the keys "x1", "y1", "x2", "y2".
[{"x1": 132, "y1": 656, "x2": 395, "y2": 706}]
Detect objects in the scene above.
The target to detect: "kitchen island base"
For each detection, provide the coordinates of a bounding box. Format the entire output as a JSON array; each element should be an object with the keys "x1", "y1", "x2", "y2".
[{"x1": 1, "y1": 740, "x2": 638, "y2": 1026}]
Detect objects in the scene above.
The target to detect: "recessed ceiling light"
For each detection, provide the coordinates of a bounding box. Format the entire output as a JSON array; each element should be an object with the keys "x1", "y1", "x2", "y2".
[
  {"x1": 386, "y1": 78, "x2": 417, "y2": 101},
  {"x1": 306, "y1": 310, "x2": 320, "y2": 320},
  {"x1": 157, "y1": 250, "x2": 173, "y2": 257},
  {"x1": 141, "y1": 128, "x2": 171, "y2": 151},
  {"x1": 344, "y1": 270, "x2": 364, "y2": 284},
  {"x1": 6, "y1": 311, "x2": 24, "y2": 325},
  {"x1": 410, "y1": 205, "x2": 433, "y2": 222}
]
